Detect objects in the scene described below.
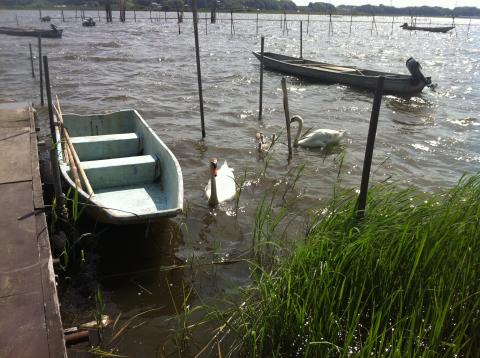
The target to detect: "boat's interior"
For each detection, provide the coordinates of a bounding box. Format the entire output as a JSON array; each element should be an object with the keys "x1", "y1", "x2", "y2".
[
  {"x1": 261, "y1": 52, "x2": 409, "y2": 78},
  {"x1": 61, "y1": 110, "x2": 181, "y2": 217}
]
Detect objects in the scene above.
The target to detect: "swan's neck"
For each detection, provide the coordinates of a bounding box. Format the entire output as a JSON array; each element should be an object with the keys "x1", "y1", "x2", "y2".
[
  {"x1": 292, "y1": 116, "x2": 303, "y2": 147},
  {"x1": 209, "y1": 175, "x2": 219, "y2": 207}
]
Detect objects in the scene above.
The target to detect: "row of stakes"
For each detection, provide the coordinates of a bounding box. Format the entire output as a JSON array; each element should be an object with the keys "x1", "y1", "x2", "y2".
[
  {"x1": 29, "y1": 0, "x2": 398, "y2": 221},
  {"x1": 27, "y1": 7, "x2": 474, "y2": 38}
]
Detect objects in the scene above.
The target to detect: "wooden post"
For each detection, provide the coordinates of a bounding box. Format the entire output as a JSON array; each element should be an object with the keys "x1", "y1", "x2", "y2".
[
  {"x1": 39, "y1": 8, "x2": 42, "y2": 21},
  {"x1": 192, "y1": 0, "x2": 206, "y2": 138},
  {"x1": 299, "y1": 20, "x2": 303, "y2": 59},
  {"x1": 205, "y1": 12, "x2": 208, "y2": 35},
  {"x1": 281, "y1": 78, "x2": 292, "y2": 160},
  {"x1": 16, "y1": 14, "x2": 19, "y2": 26},
  {"x1": 452, "y1": 15, "x2": 457, "y2": 37},
  {"x1": 177, "y1": 12, "x2": 181, "y2": 34},
  {"x1": 61, "y1": 9, "x2": 65, "y2": 22},
  {"x1": 134, "y1": 10, "x2": 136, "y2": 22},
  {"x1": 391, "y1": 15, "x2": 394, "y2": 35},
  {"x1": 43, "y1": 56, "x2": 64, "y2": 207},
  {"x1": 370, "y1": 14, "x2": 378, "y2": 36},
  {"x1": 38, "y1": 35, "x2": 44, "y2": 106},
  {"x1": 329, "y1": 13, "x2": 333, "y2": 35},
  {"x1": 350, "y1": 13, "x2": 353, "y2": 34},
  {"x1": 230, "y1": 11, "x2": 235, "y2": 35},
  {"x1": 467, "y1": 18, "x2": 471, "y2": 37},
  {"x1": 256, "y1": 12, "x2": 258, "y2": 35},
  {"x1": 307, "y1": 12, "x2": 310, "y2": 34},
  {"x1": 258, "y1": 36, "x2": 264, "y2": 121},
  {"x1": 29, "y1": 43, "x2": 35, "y2": 78},
  {"x1": 356, "y1": 76, "x2": 385, "y2": 219}
]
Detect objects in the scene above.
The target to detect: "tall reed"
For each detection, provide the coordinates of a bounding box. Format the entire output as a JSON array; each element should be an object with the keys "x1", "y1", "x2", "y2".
[{"x1": 222, "y1": 174, "x2": 480, "y2": 357}]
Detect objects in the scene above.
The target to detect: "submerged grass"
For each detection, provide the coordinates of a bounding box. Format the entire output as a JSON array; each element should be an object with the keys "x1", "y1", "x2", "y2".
[{"x1": 222, "y1": 174, "x2": 480, "y2": 357}]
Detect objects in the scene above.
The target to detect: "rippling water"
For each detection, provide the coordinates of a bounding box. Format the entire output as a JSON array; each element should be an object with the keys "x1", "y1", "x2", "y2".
[{"x1": 1, "y1": 10, "x2": 479, "y2": 355}]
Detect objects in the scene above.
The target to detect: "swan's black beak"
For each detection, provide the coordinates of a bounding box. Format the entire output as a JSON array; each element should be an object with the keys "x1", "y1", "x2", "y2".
[{"x1": 210, "y1": 158, "x2": 218, "y2": 177}]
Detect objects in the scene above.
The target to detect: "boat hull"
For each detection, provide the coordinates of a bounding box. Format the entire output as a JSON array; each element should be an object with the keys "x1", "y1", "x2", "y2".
[
  {"x1": 55, "y1": 109, "x2": 183, "y2": 224},
  {"x1": 0, "y1": 27, "x2": 63, "y2": 38},
  {"x1": 253, "y1": 52, "x2": 429, "y2": 95},
  {"x1": 401, "y1": 25, "x2": 454, "y2": 33}
]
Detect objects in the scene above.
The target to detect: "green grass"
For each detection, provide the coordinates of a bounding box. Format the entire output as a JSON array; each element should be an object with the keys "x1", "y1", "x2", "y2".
[{"x1": 221, "y1": 174, "x2": 480, "y2": 357}]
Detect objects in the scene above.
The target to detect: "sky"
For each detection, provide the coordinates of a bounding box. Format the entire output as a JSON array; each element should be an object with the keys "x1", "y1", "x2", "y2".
[{"x1": 292, "y1": 0, "x2": 479, "y2": 8}]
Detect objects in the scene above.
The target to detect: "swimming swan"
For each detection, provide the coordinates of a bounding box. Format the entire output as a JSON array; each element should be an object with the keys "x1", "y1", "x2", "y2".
[
  {"x1": 290, "y1": 115, "x2": 344, "y2": 148},
  {"x1": 255, "y1": 132, "x2": 277, "y2": 153},
  {"x1": 205, "y1": 158, "x2": 236, "y2": 206}
]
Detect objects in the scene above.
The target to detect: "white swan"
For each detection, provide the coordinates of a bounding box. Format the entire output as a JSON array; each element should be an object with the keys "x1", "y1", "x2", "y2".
[
  {"x1": 205, "y1": 158, "x2": 236, "y2": 206},
  {"x1": 290, "y1": 115, "x2": 344, "y2": 148}
]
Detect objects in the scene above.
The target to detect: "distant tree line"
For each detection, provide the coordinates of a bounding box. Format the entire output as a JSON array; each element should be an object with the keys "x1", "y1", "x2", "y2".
[{"x1": 1, "y1": 0, "x2": 479, "y2": 17}]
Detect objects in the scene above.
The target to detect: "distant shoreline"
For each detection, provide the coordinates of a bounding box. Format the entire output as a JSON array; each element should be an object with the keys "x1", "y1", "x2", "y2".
[{"x1": 0, "y1": 4, "x2": 479, "y2": 18}]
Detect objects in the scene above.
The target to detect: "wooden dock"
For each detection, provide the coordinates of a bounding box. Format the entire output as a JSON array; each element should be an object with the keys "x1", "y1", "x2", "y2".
[{"x1": 0, "y1": 103, "x2": 66, "y2": 357}]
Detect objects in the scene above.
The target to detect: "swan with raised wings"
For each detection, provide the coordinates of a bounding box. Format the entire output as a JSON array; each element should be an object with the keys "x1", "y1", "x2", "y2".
[
  {"x1": 290, "y1": 115, "x2": 344, "y2": 148},
  {"x1": 205, "y1": 158, "x2": 236, "y2": 206}
]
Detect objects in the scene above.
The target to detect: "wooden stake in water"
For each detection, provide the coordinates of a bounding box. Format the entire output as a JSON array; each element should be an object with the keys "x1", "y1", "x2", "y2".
[
  {"x1": 391, "y1": 15, "x2": 394, "y2": 35},
  {"x1": 258, "y1": 36, "x2": 264, "y2": 121},
  {"x1": 300, "y1": 20, "x2": 303, "y2": 59},
  {"x1": 38, "y1": 35, "x2": 44, "y2": 106},
  {"x1": 328, "y1": 13, "x2": 333, "y2": 35},
  {"x1": 256, "y1": 12, "x2": 258, "y2": 35},
  {"x1": 192, "y1": 0, "x2": 206, "y2": 138},
  {"x1": 29, "y1": 43, "x2": 35, "y2": 78},
  {"x1": 356, "y1": 76, "x2": 385, "y2": 219},
  {"x1": 467, "y1": 18, "x2": 471, "y2": 37},
  {"x1": 39, "y1": 8, "x2": 42, "y2": 21},
  {"x1": 230, "y1": 11, "x2": 235, "y2": 35},
  {"x1": 307, "y1": 12, "x2": 310, "y2": 34},
  {"x1": 281, "y1": 78, "x2": 292, "y2": 160},
  {"x1": 370, "y1": 13, "x2": 378, "y2": 36},
  {"x1": 134, "y1": 10, "x2": 136, "y2": 22},
  {"x1": 16, "y1": 14, "x2": 19, "y2": 26},
  {"x1": 43, "y1": 56, "x2": 64, "y2": 207},
  {"x1": 349, "y1": 12, "x2": 353, "y2": 34},
  {"x1": 205, "y1": 12, "x2": 208, "y2": 35}
]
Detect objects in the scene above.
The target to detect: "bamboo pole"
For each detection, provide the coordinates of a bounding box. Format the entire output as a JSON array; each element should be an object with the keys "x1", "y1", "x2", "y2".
[
  {"x1": 38, "y1": 35, "x2": 44, "y2": 106},
  {"x1": 43, "y1": 56, "x2": 64, "y2": 207},
  {"x1": 258, "y1": 36, "x2": 264, "y2": 121},
  {"x1": 54, "y1": 97, "x2": 94, "y2": 196},
  {"x1": 53, "y1": 100, "x2": 81, "y2": 189},
  {"x1": 29, "y1": 43, "x2": 35, "y2": 78},
  {"x1": 356, "y1": 76, "x2": 385, "y2": 219},
  {"x1": 192, "y1": 0, "x2": 206, "y2": 138},
  {"x1": 281, "y1": 78, "x2": 292, "y2": 159},
  {"x1": 300, "y1": 20, "x2": 303, "y2": 58}
]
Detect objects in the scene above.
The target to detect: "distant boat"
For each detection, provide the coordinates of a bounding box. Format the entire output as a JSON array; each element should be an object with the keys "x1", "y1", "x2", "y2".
[
  {"x1": 253, "y1": 52, "x2": 432, "y2": 95},
  {"x1": 54, "y1": 109, "x2": 184, "y2": 224},
  {"x1": 82, "y1": 17, "x2": 96, "y2": 27},
  {"x1": 0, "y1": 25, "x2": 62, "y2": 38},
  {"x1": 400, "y1": 23, "x2": 454, "y2": 33}
]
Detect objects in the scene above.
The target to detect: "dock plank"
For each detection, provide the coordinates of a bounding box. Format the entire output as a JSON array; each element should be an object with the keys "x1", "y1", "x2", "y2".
[{"x1": 0, "y1": 103, "x2": 66, "y2": 357}]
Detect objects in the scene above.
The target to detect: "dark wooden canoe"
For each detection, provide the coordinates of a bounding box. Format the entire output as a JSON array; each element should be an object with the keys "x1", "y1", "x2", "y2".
[
  {"x1": 253, "y1": 52, "x2": 432, "y2": 95},
  {"x1": 0, "y1": 26, "x2": 63, "y2": 39},
  {"x1": 400, "y1": 23, "x2": 454, "y2": 33}
]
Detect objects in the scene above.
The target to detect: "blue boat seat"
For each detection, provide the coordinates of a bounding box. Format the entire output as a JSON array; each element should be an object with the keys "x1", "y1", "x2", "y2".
[
  {"x1": 70, "y1": 133, "x2": 141, "y2": 161},
  {"x1": 80, "y1": 155, "x2": 159, "y2": 190}
]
